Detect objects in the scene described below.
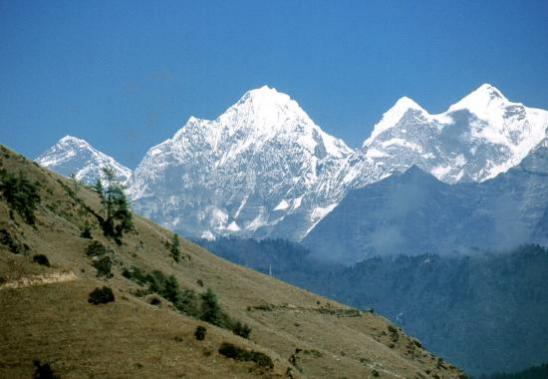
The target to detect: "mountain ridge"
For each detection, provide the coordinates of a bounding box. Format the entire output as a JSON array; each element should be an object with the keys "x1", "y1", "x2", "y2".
[
  {"x1": 35, "y1": 84, "x2": 548, "y2": 241},
  {"x1": 36, "y1": 135, "x2": 132, "y2": 186},
  {"x1": 304, "y1": 137, "x2": 548, "y2": 263}
]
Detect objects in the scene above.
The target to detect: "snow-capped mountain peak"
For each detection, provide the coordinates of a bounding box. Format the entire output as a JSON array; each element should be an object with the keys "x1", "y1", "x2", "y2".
[
  {"x1": 59, "y1": 135, "x2": 92, "y2": 148},
  {"x1": 224, "y1": 86, "x2": 325, "y2": 133},
  {"x1": 174, "y1": 86, "x2": 352, "y2": 159},
  {"x1": 220, "y1": 85, "x2": 304, "y2": 129},
  {"x1": 36, "y1": 135, "x2": 132, "y2": 185},
  {"x1": 363, "y1": 96, "x2": 428, "y2": 147},
  {"x1": 447, "y1": 83, "x2": 511, "y2": 123},
  {"x1": 361, "y1": 84, "x2": 548, "y2": 184},
  {"x1": 393, "y1": 96, "x2": 426, "y2": 112},
  {"x1": 129, "y1": 86, "x2": 355, "y2": 240},
  {"x1": 238, "y1": 85, "x2": 293, "y2": 108}
]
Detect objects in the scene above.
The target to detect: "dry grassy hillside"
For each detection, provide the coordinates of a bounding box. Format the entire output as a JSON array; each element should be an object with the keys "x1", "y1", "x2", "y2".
[{"x1": 0, "y1": 145, "x2": 465, "y2": 378}]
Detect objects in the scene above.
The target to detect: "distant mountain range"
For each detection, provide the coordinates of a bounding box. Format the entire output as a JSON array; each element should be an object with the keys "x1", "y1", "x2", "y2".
[
  {"x1": 36, "y1": 84, "x2": 548, "y2": 243},
  {"x1": 304, "y1": 134, "x2": 548, "y2": 263}
]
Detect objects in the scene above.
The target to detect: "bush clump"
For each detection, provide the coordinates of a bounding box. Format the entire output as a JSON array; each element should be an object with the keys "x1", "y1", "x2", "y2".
[
  {"x1": 32, "y1": 254, "x2": 50, "y2": 267},
  {"x1": 218, "y1": 342, "x2": 273, "y2": 369},
  {"x1": 124, "y1": 268, "x2": 249, "y2": 337},
  {"x1": 122, "y1": 266, "x2": 149, "y2": 286},
  {"x1": 387, "y1": 324, "x2": 399, "y2": 342},
  {"x1": 195, "y1": 325, "x2": 207, "y2": 341},
  {"x1": 0, "y1": 169, "x2": 41, "y2": 225},
  {"x1": 200, "y1": 288, "x2": 252, "y2": 338},
  {"x1": 0, "y1": 228, "x2": 28, "y2": 255},
  {"x1": 232, "y1": 321, "x2": 252, "y2": 339},
  {"x1": 93, "y1": 256, "x2": 113, "y2": 278},
  {"x1": 33, "y1": 359, "x2": 59, "y2": 379},
  {"x1": 200, "y1": 288, "x2": 226, "y2": 326},
  {"x1": 149, "y1": 296, "x2": 161, "y2": 306},
  {"x1": 88, "y1": 286, "x2": 115, "y2": 304},
  {"x1": 85, "y1": 241, "x2": 108, "y2": 258},
  {"x1": 80, "y1": 224, "x2": 92, "y2": 239},
  {"x1": 125, "y1": 269, "x2": 199, "y2": 316}
]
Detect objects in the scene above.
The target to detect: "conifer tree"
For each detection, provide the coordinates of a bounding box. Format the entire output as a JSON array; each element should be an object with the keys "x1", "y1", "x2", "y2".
[
  {"x1": 200, "y1": 288, "x2": 223, "y2": 326},
  {"x1": 170, "y1": 233, "x2": 181, "y2": 263},
  {"x1": 161, "y1": 275, "x2": 181, "y2": 305},
  {"x1": 94, "y1": 167, "x2": 133, "y2": 243}
]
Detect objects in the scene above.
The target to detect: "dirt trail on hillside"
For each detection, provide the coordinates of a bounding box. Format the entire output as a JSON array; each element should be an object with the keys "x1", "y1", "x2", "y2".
[{"x1": 0, "y1": 271, "x2": 77, "y2": 290}]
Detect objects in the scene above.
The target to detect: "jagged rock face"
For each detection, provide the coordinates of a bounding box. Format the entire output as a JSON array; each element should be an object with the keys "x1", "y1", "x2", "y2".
[
  {"x1": 36, "y1": 84, "x2": 548, "y2": 241},
  {"x1": 129, "y1": 86, "x2": 357, "y2": 240},
  {"x1": 362, "y1": 84, "x2": 548, "y2": 184},
  {"x1": 36, "y1": 136, "x2": 132, "y2": 186}
]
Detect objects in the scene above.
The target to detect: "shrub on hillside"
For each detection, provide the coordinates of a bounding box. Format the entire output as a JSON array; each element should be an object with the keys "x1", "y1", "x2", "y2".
[
  {"x1": 200, "y1": 288, "x2": 229, "y2": 327},
  {"x1": 33, "y1": 359, "x2": 59, "y2": 379},
  {"x1": 0, "y1": 169, "x2": 41, "y2": 225},
  {"x1": 93, "y1": 256, "x2": 113, "y2": 278},
  {"x1": 0, "y1": 228, "x2": 28, "y2": 255},
  {"x1": 232, "y1": 321, "x2": 252, "y2": 339},
  {"x1": 124, "y1": 268, "x2": 247, "y2": 335},
  {"x1": 148, "y1": 296, "x2": 161, "y2": 306},
  {"x1": 199, "y1": 288, "x2": 251, "y2": 338},
  {"x1": 145, "y1": 270, "x2": 168, "y2": 294},
  {"x1": 122, "y1": 266, "x2": 148, "y2": 286},
  {"x1": 85, "y1": 241, "x2": 108, "y2": 257},
  {"x1": 387, "y1": 324, "x2": 399, "y2": 342},
  {"x1": 160, "y1": 275, "x2": 180, "y2": 304},
  {"x1": 124, "y1": 267, "x2": 199, "y2": 315},
  {"x1": 218, "y1": 342, "x2": 273, "y2": 369},
  {"x1": 88, "y1": 286, "x2": 115, "y2": 304},
  {"x1": 80, "y1": 224, "x2": 92, "y2": 239},
  {"x1": 176, "y1": 288, "x2": 199, "y2": 316},
  {"x1": 32, "y1": 254, "x2": 50, "y2": 267},
  {"x1": 195, "y1": 325, "x2": 207, "y2": 341}
]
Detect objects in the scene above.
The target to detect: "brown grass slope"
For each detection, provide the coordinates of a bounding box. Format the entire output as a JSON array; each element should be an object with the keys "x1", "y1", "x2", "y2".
[{"x1": 0, "y1": 145, "x2": 465, "y2": 379}]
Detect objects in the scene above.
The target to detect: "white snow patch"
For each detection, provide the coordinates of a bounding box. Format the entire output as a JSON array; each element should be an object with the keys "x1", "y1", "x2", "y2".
[
  {"x1": 274, "y1": 199, "x2": 290, "y2": 211},
  {"x1": 210, "y1": 208, "x2": 228, "y2": 228},
  {"x1": 304, "y1": 203, "x2": 339, "y2": 237},
  {"x1": 381, "y1": 138, "x2": 423, "y2": 153},
  {"x1": 233, "y1": 196, "x2": 248, "y2": 219},
  {"x1": 226, "y1": 221, "x2": 241, "y2": 232},
  {"x1": 201, "y1": 231, "x2": 216, "y2": 241},
  {"x1": 246, "y1": 213, "x2": 266, "y2": 232},
  {"x1": 366, "y1": 148, "x2": 389, "y2": 158},
  {"x1": 455, "y1": 154, "x2": 467, "y2": 167},
  {"x1": 431, "y1": 165, "x2": 452, "y2": 179},
  {"x1": 292, "y1": 196, "x2": 303, "y2": 210}
]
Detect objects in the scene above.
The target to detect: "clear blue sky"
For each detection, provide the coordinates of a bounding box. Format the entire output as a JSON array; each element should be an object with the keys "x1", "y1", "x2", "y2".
[{"x1": 1, "y1": 0, "x2": 548, "y2": 167}]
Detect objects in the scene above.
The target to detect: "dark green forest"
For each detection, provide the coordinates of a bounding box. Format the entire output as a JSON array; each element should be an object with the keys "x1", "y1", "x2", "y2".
[{"x1": 479, "y1": 362, "x2": 548, "y2": 379}]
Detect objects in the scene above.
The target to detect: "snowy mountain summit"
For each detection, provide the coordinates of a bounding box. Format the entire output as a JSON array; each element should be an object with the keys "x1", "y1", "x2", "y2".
[
  {"x1": 36, "y1": 135, "x2": 132, "y2": 186},
  {"x1": 363, "y1": 84, "x2": 548, "y2": 183},
  {"x1": 36, "y1": 84, "x2": 548, "y2": 241},
  {"x1": 129, "y1": 86, "x2": 354, "y2": 240}
]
